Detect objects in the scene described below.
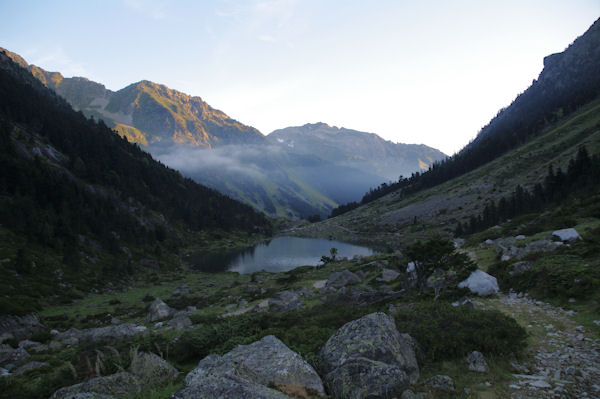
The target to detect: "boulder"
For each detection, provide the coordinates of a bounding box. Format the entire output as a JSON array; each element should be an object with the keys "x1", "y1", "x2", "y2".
[
  {"x1": 312, "y1": 280, "x2": 327, "y2": 290},
  {"x1": 50, "y1": 372, "x2": 141, "y2": 399},
  {"x1": 0, "y1": 347, "x2": 30, "y2": 366},
  {"x1": 129, "y1": 352, "x2": 179, "y2": 386},
  {"x1": 0, "y1": 314, "x2": 44, "y2": 341},
  {"x1": 173, "y1": 335, "x2": 325, "y2": 399},
  {"x1": 268, "y1": 290, "x2": 303, "y2": 313},
  {"x1": 318, "y1": 312, "x2": 419, "y2": 398},
  {"x1": 326, "y1": 270, "x2": 362, "y2": 289},
  {"x1": 552, "y1": 228, "x2": 581, "y2": 243},
  {"x1": 380, "y1": 268, "x2": 401, "y2": 282},
  {"x1": 425, "y1": 375, "x2": 454, "y2": 391},
  {"x1": 458, "y1": 270, "x2": 499, "y2": 296},
  {"x1": 147, "y1": 298, "x2": 175, "y2": 322},
  {"x1": 55, "y1": 324, "x2": 147, "y2": 344},
  {"x1": 167, "y1": 315, "x2": 192, "y2": 330},
  {"x1": 466, "y1": 351, "x2": 489, "y2": 372}
]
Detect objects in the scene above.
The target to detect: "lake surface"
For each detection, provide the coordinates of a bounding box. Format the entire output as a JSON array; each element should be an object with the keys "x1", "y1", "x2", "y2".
[{"x1": 188, "y1": 236, "x2": 376, "y2": 274}]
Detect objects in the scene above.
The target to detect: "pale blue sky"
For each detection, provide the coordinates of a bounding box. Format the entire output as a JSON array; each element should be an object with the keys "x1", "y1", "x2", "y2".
[{"x1": 1, "y1": 0, "x2": 598, "y2": 154}]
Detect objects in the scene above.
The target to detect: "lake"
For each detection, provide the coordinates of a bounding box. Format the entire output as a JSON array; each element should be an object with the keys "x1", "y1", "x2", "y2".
[{"x1": 187, "y1": 236, "x2": 376, "y2": 274}]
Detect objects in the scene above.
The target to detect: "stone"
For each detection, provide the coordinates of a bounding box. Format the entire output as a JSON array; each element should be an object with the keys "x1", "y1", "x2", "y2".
[
  {"x1": 56, "y1": 324, "x2": 147, "y2": 344},
  {"x1": 485, "y1": 239, "x2": 494, "y2": 245},
  {"x1": 146, "y1": 298, "x2": 174, "y2": 322},
  {"x1": 129, "y1": 352, "x2": 179, "y2": 387},
  {"x1": 313, "y1": 280, "x2": 327, "y2": 289},
  {"x1": 510, "y1": 261, "x2": 533, "y2": 276},
  {"x1": 268, "y1": 290, "x2": 303, "y2": 313},
  {"x1": 167, "y1": 315, "x2": 192, "y2": 330},
  {"x1": 458, "y1": 270, "x2": 499, "y2": 296},
  {"x1": 380, "y1": 268, "x2": 401, "y2": 282},
  {"x1": 50, "y1": 372, "x2": 141, "y2": 399},
  {"x1": 0, "y1": 347, "x2": 30, "y2": 366},
  {"x1": 0, "y1": 314, "x2": 44, "y2": 341},
  {"x1": 173, "y1": 335, "x2": 325, "y2": 399},
  {"x1": 13, "y1": 361, "x2": 50, "y2": 375},
  {"x1": 552, "y1": 228, "x2": 581, "y2": 243},
  {"x1": 466, "y1": 351, "x2": 489, "y2": 372},
  {"x1": 426, "y1": 375, "x2": 455, "y2": 391},
  {"x1": 0, "y1": 367, "x2": 9, "y2": 377},
  {"x1": 318, "y1": 312, "x2": 418, "y2": 398},
  {"x1": 406, "y1": 262, "x2": 416, "y2": 273},
  {"x1": 17, "y1": 339, "x2": 41, "y2": 349},
  {"x1": 325, "y1": 270, "x2": 362, "y2": 289}
]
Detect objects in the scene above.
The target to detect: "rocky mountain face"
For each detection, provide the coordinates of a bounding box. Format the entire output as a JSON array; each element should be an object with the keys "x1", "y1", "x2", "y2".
[
  {"x1": 0, "y1": 48, "x2": 264, "y2": 148},
  {"x1": 1, "y1": 48, "x2": 446, "y2": 218},
  {"x1": 268, "y1": 123, "x2": 446, "y2": 181}
]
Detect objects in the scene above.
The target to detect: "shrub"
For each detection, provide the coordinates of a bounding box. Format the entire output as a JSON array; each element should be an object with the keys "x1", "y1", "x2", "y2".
[{"x1": 394, "y1": 302, "x2": 527, "y2": 361}]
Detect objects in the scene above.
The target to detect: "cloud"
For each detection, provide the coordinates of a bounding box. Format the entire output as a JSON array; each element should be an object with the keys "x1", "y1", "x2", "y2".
[
  {"x1": 123, "y1": 0, "x2": 168, "y2": 20},
  {"x1": 30, "y1": 47, "x2": 88, "y2": 77},
  {"x1": 258, "y1": 34, "x2": 276, "y2": 42}
]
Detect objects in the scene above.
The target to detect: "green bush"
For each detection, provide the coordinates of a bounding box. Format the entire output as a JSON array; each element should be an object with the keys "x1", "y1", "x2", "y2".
[{"x1": 394, "y1": 302, "x2": 527, "y2": 361}]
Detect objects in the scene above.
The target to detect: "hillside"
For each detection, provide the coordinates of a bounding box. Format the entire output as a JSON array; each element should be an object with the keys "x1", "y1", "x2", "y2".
[
  {"x1": 0, "y1": 49, "x2": 271, "y2": 315},
  {"x1": 268, "y1": 122, "x2": 446, "y2": 181}
]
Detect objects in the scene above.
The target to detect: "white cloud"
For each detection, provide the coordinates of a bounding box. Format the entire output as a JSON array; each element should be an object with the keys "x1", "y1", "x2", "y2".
[
  {"x1": 30, "y1": 47, "x2": 88, "y2": 77},
  {"x1": 123, "y1": 0, "x2": 168, "y2": 20}
]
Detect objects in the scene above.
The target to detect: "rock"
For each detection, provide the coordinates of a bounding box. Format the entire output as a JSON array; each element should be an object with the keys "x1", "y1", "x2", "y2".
[
  {"x1": 380, "y1": 268, "x2": 401, "y2": 282},
  {"x1": 167, "y1": 315, "x2": 192, "y2": 330},
  {"x1": 147, "y1": 298, "x2": 174, "y2": 322},
  {"x1": 326, "y1": 270, "x2": 362, "y2": 289},
  {"x1": 13, "y1": 361, "x2": 50, "y2": 375},
  {"x1": 426, "y1": 375, "x2": 455, "y2": 391},
  {"x1": 129, "y1": 352, "x2": 179, "y2": 387},
  {"x1": 458, "y1": 270, "x2": 499, "y2": 296},
  {"x1": 50, "y1": 372, "x2": 141, "y2": 399},
  {"x1": 510, "y1": 261, "x2": 533, "y2": 276},
  {"x1": 50, "y1": 394, "x2": 115, "y2": 399},
  {"x1": 49, "y1": 340, "x2": 64, "y2": 350},
  {"x1": 485, "y1": 239, "x2": 494, "y2": 245},
  {"x1": 0, "y1": 367, "x2": 9, "y2": 377},
  {"x1": 466, "y1": 351, "x2": 489, "y2": 372},
  {"x1": 406, "y1": 262, "x2": 416, "y2": 273},
  {"x1": 56, "y1": 324, "x2": 147, "y2": 344},
  {"x1": 0, "y1": 347, "x2": 30, "y2": 366},
  {"x1": 18, "y1": 339, "x2": 41, "y2": 349},
  {"x1": 318, "y1": 312, "x2": 419, "y2": 398},
  {"x1": 268, "y1": 290, "x2": 303, "y2": 313},
  {"x1": 0, "y1": 314, "x2": 44, "y2": 341},
  {"x1": 173, "y1": 335, "x2": 325, "y2": 399},
  {"x1": 552, "y1": 228, "x2": 581, "y2": 243},
  {"x1": 515, "y1": 235, "x2": 526, "y2": 240}
]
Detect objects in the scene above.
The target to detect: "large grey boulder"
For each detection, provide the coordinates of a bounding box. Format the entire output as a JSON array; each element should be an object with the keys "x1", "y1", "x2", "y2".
[
  {"x1": 268, "y1": 290, "x2": 303, "y2": 313},
  {"x1": 173, "y1": 335, "x2": 325, "y2": 399},
  {"x1": 458, "y1": 270, "x2": 499, "y2": 296},
  {"x1": 0, "y1": 314, "x2": 44, "y2": 341},
  {"x1": 326, "y1": 270, "x2": 362, "y2": 289},
  {"x1": 50, "y1": 372, "x2": 141, "y2": 399},
  {"x1": 147, "y1": 298, "x2": 175, "y2": 322},
  {"x1": 130, "y1": 352, "x2": 179, "y2": 386},
  {"x1": 0, "y1": 347, "x2": 30, "y2": 366},
  {"x1": 318, "y1": 312, "x2": 419, "y2": 398},
  {"x1": 167, "y1": 315, "x2": 193, "y2": 330},
  {"x1": 552, "y1": 228, "x2": 581, "y2": 243}
]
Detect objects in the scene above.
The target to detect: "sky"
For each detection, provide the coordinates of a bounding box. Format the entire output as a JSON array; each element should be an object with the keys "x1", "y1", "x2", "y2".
[{"x1": 1, "y1": 1, "x2": 599, "y2": 155}]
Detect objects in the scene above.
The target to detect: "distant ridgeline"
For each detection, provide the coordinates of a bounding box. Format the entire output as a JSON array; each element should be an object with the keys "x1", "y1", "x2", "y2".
[
  {"x1": 455, "y1": 146, "x2": 600, "y2": 235},
  {"x1": 0, "y1": 49, "x2": 270, "y2": 312},
  {"x1": 330, "y1": 17, "x2": 600, "y2": 218}
]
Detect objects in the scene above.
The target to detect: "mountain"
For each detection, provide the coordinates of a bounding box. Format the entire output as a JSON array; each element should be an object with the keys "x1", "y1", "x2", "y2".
[
  {"x1": 292, "y1": 17, "x2": 600, "y2": 245},
  {"x1": 1, "y1": 48, "x2": 446, "y2": 218},
  {"x1": 0, "y1": 49, "x2": 270, "y2": 314},
  {"x1": 0, "y1": 48, "x2": 264, "y2": 148},
  {"x1": 268, "y1": 123, "x2": 446, "y2": 181}
]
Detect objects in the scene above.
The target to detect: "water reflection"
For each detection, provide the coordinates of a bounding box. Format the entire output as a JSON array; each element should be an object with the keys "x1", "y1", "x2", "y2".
[{"x1": 188, "y1": 236, "x2": 375, "y2": 274}]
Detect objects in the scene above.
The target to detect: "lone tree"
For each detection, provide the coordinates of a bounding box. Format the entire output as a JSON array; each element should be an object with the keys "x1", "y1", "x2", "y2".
[{"x1": 405, "y1": 237, "x2": 475, "y2": 294}]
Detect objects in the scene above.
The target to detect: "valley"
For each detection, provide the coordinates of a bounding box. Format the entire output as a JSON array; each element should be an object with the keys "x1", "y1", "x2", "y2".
[{"x1": 0, "y1": 11, "x2": 599, "y2": 399}]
